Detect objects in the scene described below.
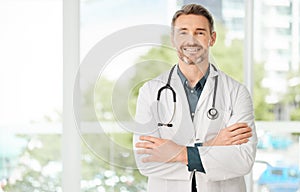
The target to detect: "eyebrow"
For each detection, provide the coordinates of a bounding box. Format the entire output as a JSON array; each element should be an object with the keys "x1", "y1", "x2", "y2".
[
  {"x1": 195, "y1": 28, "x2": 207, "y2": 31},
  {"x1": 177, "y1": 27, "x2": 207, "y2": 31}
]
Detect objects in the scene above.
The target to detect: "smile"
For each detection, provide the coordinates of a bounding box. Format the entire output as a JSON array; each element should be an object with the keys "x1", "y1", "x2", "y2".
[{"x1": 182, "y1": 47, "x2": 201, "y2": 53}]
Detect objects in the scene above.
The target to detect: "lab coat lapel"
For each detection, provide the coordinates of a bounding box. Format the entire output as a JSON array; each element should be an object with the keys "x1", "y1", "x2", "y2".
[
  {"x1": 193, "y1": 65, "x2": 219, "y2": 140},
  {"x1": 171, "y1": 66, "x2": 195, "y2": 138},
  {"x1": 196, "y1": 64, "x2": 218, "y2": 112}
]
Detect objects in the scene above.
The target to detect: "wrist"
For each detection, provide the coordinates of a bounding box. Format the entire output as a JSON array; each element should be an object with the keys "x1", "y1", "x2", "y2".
[
  {"x1": 177, "y1": 146, "x2": 188, "y2": 164},
  {"x1": 203, "y1": 138, "x2": 214, "y2": 146}
]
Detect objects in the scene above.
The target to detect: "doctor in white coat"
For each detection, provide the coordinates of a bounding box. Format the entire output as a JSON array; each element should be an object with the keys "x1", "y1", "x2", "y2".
[{"x1": 133, "y1": 4, "x2": 257, "y2": 192}]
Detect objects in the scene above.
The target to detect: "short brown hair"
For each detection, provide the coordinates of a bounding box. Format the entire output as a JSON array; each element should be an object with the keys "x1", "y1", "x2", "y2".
[{"x1": 171, "y1": 4, "x2": 215, "y2": 33}]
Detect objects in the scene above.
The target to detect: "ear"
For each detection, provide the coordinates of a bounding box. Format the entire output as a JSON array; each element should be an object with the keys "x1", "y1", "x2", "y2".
[{"x1": 209, "y1": 31, "x2": 216, "y2": 46}]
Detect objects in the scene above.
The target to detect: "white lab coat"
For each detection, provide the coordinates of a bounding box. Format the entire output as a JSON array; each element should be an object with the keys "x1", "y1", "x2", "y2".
[{"x1": 133, "y1": 64, "x2": 257, "y2": 192}]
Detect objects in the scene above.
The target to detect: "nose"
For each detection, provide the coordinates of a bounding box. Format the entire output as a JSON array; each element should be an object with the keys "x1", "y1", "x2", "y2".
[{"x1": 184, "y1": 32, "x2": 199, "y2": 45}]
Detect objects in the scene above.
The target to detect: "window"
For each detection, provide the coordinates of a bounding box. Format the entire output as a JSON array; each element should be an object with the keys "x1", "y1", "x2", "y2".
[
  {"x1": 0, "y1": 0, "x2": 63, "y2": 191},
  {"x1": 2, "y1": 0, "x2": 300, "y2": 191}
]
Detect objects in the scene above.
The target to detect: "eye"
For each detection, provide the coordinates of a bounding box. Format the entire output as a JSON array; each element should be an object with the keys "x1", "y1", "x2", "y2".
[
  {"x1": 179, "y1": 31, "x2": 187, "y2": 35},
  {"x1": 197, "y1": 32, "x2": 205, "y2": 35}
]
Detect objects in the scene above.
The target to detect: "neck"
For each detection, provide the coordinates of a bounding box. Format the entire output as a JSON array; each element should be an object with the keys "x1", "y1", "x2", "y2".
[{"x1": 178, "y1": 60, "x2": 209, "y2": 87}]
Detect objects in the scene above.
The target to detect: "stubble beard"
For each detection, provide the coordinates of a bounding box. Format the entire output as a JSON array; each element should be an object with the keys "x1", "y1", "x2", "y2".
[{"x1": 178, "y1": 47, "x2": 209, "y2": 67}]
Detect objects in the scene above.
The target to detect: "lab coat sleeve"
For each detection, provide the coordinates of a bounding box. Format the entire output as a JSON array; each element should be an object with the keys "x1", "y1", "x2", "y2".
[
  {"x1": 199, "y1": 84, "x2": 257, "y2": 181},
  {"x1": 132, "y1": 83, "x2": 190, "y2": 180}
]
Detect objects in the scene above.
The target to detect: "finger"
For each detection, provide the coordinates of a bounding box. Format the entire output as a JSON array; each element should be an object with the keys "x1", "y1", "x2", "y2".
[
  {"x1": 232, "y1": 132, "x2": 252, "y2": 143},
  {"x1": 232, "y1": 138, "x2": 249, "y2": 145},
  {"x1": 139, "y1": 136, "x2": 162, "y2": 143},
  {"x1": 135, "y1": 142, "x2": 154, "y2": 149},
  {"x1": 137, "y1": 149, "x2": 152, "y2": 155},
  {"x1": 233, "y1": 131, "x2": 252, "y2": 140},
  {"x1": 231, "y1": 127, "x2": 252, "y2": 137},
  {"x1": 228, "y1": 123, "x2": 248, "y2": 131}
]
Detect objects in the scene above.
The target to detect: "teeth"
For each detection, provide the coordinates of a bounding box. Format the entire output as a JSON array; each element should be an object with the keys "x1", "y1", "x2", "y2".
[{"x1": 183, "y1": 47, "x2": 200, "y2": 52}]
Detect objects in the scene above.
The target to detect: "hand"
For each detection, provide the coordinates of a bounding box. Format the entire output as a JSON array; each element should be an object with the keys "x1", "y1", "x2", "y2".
[
  {"x1": 135, "y1": 136, "x2": 187, "y2": 164},
  {"x1": 204, "y1": 123, "x2": 252, "y2": 146}
]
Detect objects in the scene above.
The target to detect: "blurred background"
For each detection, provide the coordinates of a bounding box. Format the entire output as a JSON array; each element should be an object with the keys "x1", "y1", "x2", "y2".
[{"x1": 0, "y1": 0, "x2": 300, "y2": 191}]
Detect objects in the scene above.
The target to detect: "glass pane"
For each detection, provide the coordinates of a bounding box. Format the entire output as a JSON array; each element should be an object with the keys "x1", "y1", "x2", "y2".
[
  {"x1": 253, "y1": 0, "x2": 300, "y2": 190},
  {"x1": 80, "y1": 1, "x2": 177, "y2": 191},
  {"x1": 254, "y1": 122, "x2": 300, "y2": 191},
  {"x1": 81, "y1": 133, "x2": 146, "y2": 192},
  {"x1": 0, "y1": 0, "x2": 62, "y2": 191},
  {"x1": 1, "y1": 134, "x2": 62, "y2": 192},
  {"x1": 254, "y1": 0, "x2": 300, "y2": 121}
]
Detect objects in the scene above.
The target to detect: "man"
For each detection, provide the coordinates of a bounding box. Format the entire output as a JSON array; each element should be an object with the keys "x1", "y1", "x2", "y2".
[{"x1": 133, "y1": 4, "x2": 257, "y2": 192}]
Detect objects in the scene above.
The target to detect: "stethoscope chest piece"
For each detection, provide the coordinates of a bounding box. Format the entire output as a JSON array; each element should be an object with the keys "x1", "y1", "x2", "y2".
[{"x1": 207, "y1": 107, "x2": 219, "y2": 120}]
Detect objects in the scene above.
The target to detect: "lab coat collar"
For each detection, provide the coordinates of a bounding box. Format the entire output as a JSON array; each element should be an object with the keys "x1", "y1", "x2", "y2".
[
  {"x1": 209, "y1": 63, "x2": 219, "y2": 78},
  {"x1": 169, "y1": 64, "x2": 219, "y2": 101},
  {"x1": 171, "y1": 63, "x2": 219, "y2": 79}
]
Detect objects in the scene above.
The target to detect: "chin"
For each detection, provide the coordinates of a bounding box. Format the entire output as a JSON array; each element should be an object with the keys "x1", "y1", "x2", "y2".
[
  {"x1": 182, "y1": 57, "x2": 194, "y2": 65},
  {"x1": 183, "y1": 57, "x2": 205, "y2": 65}
]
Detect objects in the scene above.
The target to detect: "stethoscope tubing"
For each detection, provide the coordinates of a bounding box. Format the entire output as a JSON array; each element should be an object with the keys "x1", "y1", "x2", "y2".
[
  {"x1": 156, "y1": 65, "x2": 176, "y2": 127},
  {"x1": 157, "y1": 64, "x2": 219, "y2": 127}
]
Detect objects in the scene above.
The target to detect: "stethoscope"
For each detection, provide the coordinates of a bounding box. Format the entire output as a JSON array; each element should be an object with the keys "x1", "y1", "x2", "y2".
[{"x1": 157, "y1": 64, "x2": 219, "y2": 127}]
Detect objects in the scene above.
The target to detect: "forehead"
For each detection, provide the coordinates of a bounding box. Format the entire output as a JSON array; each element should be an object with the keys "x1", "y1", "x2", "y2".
[{"x1": 174, "y1": 14, "x2": 210, "y2": 30}]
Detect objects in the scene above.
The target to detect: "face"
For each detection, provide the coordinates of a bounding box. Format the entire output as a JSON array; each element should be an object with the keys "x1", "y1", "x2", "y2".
[{"x1": 172, "y1": 14, "x2": 216, "y2": 65}]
